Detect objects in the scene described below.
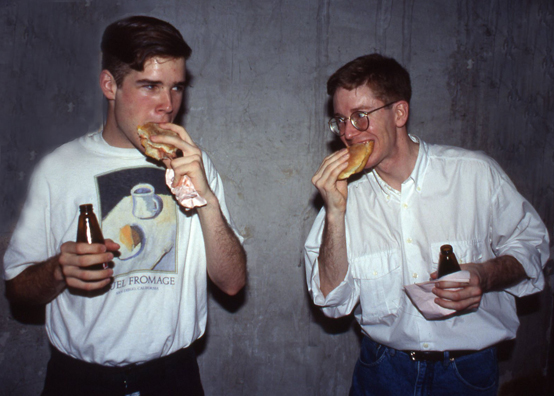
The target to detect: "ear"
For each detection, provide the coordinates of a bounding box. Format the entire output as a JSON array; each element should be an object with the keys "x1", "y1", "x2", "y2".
[
  {"x1": 99, "y1": 70, "x2": 117, "y2": 100},
  {"x1": 394, "y1": 101, "x2": 409, "y2": 128}
]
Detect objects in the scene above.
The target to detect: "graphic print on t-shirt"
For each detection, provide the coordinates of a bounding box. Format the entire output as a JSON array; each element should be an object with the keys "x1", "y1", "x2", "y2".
[{"x1": 96, "y1": 167, "x2": 177, "y2": 276}]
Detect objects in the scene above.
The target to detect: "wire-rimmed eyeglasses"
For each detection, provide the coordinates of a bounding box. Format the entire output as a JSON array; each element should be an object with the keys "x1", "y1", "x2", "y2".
[{"x1": 328, "y1": 101, "x2": 397, "y2": 136}]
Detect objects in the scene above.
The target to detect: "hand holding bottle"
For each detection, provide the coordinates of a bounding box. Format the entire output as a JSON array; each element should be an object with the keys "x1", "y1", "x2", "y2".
[
  {"x1": 431, "y1": 245, "x2": 483, "y2": 312},
  {"x1": 431, "y1": 268, "x2": 483, "y2": 312},
  {"x1": 57, "y1": 204, "x2": 119, "y2": 291}
]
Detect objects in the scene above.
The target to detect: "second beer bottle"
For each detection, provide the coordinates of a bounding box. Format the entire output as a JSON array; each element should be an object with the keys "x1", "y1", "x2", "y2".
[{"x1": 437, "y1": 244, "x2": 461, "y2": 278}]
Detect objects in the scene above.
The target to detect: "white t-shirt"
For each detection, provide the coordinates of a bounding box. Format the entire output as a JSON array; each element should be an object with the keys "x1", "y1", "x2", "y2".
[
  {"x1": 4, "y1": 131, "x2": 243, "y2": 366},
  {"x1": 305, "y1": 137, "x2": 549, "y2": 351}
]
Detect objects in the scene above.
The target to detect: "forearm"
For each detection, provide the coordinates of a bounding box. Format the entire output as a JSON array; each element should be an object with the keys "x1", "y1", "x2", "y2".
[
  {"x1": 472, "y1": 255, "x2": 528, "y2": 292},
  {"x1": 318, "y1": 211, "x2": 348, "y2": 297},
  {"x1": 5, "y1": 255, "x2": 66, "y2": 305},
  {"x1": 197, "y1": 194, "x2": 246, "y2": 296}
]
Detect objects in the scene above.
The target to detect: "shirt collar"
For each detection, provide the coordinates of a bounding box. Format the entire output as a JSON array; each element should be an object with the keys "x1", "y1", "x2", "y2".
[
  {"x1": 368, "y1": 135, "x2": 428, "y2": 196},
  {"x1": 369, "y1": 169, "x2": 398, "y2": 200},
  {"x1": 405, "y1": 135, "x2": 428, "y2": 193}
]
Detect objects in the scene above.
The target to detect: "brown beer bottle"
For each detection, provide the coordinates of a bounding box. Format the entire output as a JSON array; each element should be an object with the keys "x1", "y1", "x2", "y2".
[
  {"x1": 76, "y1": 204, "x2": 107, "y2": 270},
  {"x1": 437, "y1": 244, "x2": 461, "y2": 278}
]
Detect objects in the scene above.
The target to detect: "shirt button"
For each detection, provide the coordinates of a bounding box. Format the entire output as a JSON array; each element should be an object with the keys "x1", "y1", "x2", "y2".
[
  {"x1": 423, "y1": 343, "x2": 429, "y2": 349},
  {"x1": 412, "y1": 273, "x2": 418, "y2": 279},
  {"x1": 373, "y1": 271, "x2": 378, "y2": 276},
  {"x1": 417, "y1": 187, "x2": 421, "y2": 192},
  {"x1": 406, "y1": 238, "x2": 413, "y2": 244},
  {"x1": 402, "y1": 203, "x2": 408, "y2": 209}
]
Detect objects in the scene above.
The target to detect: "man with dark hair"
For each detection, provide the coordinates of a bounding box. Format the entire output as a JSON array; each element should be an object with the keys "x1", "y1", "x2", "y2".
[
  {"x1": 101, "y1": 16, "x2": 192, "y2": 86},
  {"x1": 305, "y1": 53, "x2": 549, "y2": 395},
  {"x1": 4, "y1": 16, "x2": 246, "y2": 395}
]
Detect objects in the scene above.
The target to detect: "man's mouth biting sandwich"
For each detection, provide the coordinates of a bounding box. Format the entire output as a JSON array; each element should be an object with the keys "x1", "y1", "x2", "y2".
[
  {"x1": 337, "y1": 141, "x2": 374, "y2": 180},
  {"x1": 137, "y1": 123, "x2": 180, "y2": 161}
]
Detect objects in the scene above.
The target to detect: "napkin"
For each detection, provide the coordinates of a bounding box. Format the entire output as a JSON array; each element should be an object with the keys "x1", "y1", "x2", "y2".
[
  {"x1": 404, "y1": 271, "x2": 470, "y2": 320},
  {"x1": 165, "y1": 169, "x2": 207, "y2": 210}
]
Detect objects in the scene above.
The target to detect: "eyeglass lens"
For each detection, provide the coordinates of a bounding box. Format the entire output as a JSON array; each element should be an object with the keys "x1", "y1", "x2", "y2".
[
  {"x1": 351, "y1": 113, "x2": 368, "y2": 131},
  {"x1": 329, "y1": 112, "x2": 368, "y2": 135}
]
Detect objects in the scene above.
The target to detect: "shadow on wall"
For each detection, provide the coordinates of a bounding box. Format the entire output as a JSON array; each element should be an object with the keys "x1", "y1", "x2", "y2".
[
  {"x1": 208, "y1": 277, "x2": 246, "y2": 314},
  {"x1": 498, "y1": 258, "x2": 554, "y2": 396},
  {"x1": 191, "y1": 278, "x2": 247, "y2": 356},
  {"x1": 498, "y1": 371, "x2": 551, "y2": 396},
  {"x1": 9, "y1": 302, "x2": 46, "y2": 325},
  {"x1": 308, "y1": 295, "x2": 360, "y2": 338}
]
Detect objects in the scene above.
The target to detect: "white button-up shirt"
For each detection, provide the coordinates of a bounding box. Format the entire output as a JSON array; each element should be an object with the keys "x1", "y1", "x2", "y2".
[{"x1": 305, "y1": 137, "x2": 549, "y2": 351}]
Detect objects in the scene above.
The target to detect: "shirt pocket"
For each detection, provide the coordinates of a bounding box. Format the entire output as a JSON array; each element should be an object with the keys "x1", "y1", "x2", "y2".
[
  {"x1": 430, "y1": 240, "x2": 485, "y2": 272},
  {"x1": 350, "y1": 249, "x2": 402, "y2": 326}
]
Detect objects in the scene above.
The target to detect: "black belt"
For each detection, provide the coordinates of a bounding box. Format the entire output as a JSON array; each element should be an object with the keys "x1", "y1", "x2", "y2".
[
  {"x1": 44, "y1": 344, "x2": 203, "y2": 395},
  {"x1": 49, "y1": 344, "x2": 195, "y2": 378},
  {"x1": 402, "y1": 349, "x2": 477, "y2": 361}
]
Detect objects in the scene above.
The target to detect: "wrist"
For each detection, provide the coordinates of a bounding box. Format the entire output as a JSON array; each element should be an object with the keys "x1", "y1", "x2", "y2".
[
  {"x1": 196, "y1": 191, "x2": 221, "y2": 218},
  {"x1": 203, "y1": 190, "x2": 218, "y2": 205},
  {"x1": 50, "y1": 255, "x2": 66, "y2": 284},
  {"x1": 325, "y1": 208, "x2": 346, "y2": 224},
  {"x1": 197, "y1": 190, "x2": 218, "y2": 209},
  {"x1": 474, "y1": 264, "x2": 489, "y2": 292}
]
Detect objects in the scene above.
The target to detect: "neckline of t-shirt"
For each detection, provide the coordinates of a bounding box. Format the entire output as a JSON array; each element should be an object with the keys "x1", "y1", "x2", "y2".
[{"x1": 83, "y1": 130, "x2": 145, "y2": 159}]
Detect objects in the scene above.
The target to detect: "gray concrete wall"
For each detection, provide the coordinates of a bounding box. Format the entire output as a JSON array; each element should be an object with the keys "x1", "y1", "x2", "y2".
[{"x1": 1, "y1": 0, "x2": 553, "y2": 395}]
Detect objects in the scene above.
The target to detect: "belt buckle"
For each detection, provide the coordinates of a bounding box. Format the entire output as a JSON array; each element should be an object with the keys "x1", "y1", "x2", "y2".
[{"x1": 408, "y1": 350, "x2": 444, "y2": 361}]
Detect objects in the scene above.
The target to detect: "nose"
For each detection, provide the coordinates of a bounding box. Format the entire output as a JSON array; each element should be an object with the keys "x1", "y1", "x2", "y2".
[
  {"x1": 342, "y1": 121, "x2": 361, "y2": 140},
  {"x1": 157, "y1": 90, "x2": 174, "y2": 114}
]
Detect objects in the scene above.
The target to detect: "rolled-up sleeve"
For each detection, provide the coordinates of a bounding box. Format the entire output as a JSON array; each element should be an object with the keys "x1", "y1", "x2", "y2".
[
  {"x1": 490, "y1": 169, "x2": 549, "y2": 297},
  {"x1": 304, "y1": 209, "x2": 359, "y2": 318}
]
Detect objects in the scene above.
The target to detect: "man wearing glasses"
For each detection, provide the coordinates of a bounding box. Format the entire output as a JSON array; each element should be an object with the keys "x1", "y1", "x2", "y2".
[{"x1": 304, "y1": 54, "x2": 549, "y2": 395}]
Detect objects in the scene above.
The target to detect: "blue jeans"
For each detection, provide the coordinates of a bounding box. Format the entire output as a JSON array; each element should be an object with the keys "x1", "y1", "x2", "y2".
[{"x1": 350, "y1": 337, "x2": 498, "y2": 396}]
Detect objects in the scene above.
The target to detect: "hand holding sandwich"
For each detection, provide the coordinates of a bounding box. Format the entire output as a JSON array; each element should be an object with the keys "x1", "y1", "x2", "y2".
[
  {"x1": 140, "y1": 122, "x2": 214, "y2": 202},
  {"x1": 312, "y1": 141, "x2": 373, "y2": 216},
  {"x1": 312, "y1": 149, "x2": 350, "y2": 216},
  {"x1": 139, "y1": 122, "x2": 245, "y2": 295},
  {"x1": 312, "y1": 142, "x2": 373, "y2": 297}
]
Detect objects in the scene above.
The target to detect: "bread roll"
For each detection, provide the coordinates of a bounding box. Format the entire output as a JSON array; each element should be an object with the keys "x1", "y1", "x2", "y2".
[
  {"x1": 137, "y1": 123, "x2": 179, "y2": 160},
  {"x1": 337, "y1": 141, "x2": 374, "y2": 180}
]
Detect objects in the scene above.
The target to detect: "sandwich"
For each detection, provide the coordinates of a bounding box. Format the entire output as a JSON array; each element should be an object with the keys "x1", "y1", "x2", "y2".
[
  {"x1": 137, "y1": 123, "x2": 179, "y2": 161},
  {"x1": 337, "y1": 141, "x2": 374, "y2": 180}
]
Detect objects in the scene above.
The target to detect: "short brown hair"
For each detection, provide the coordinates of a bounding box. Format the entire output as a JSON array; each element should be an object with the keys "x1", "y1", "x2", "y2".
[
  {"x1": 327, "y1": 54, "x2": 412, "y2": 104},
  {"x1": 101, "y1": 16, "x2": 192, "y2": 86}
]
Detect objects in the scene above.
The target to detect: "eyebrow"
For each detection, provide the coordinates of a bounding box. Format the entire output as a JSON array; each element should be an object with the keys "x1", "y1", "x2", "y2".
[
  {"x1": 333, "y1": 105, "x2": 377, "y2": 117},
  {"x1": 136, "y1": 79, "x2": 161, "y2": 85},
  {"x1": 135, "y1": 79, "x2": 187, "y2": 86},
  {"x1": 333, "y1": 108, "x2": 362, "y2": 117}
]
